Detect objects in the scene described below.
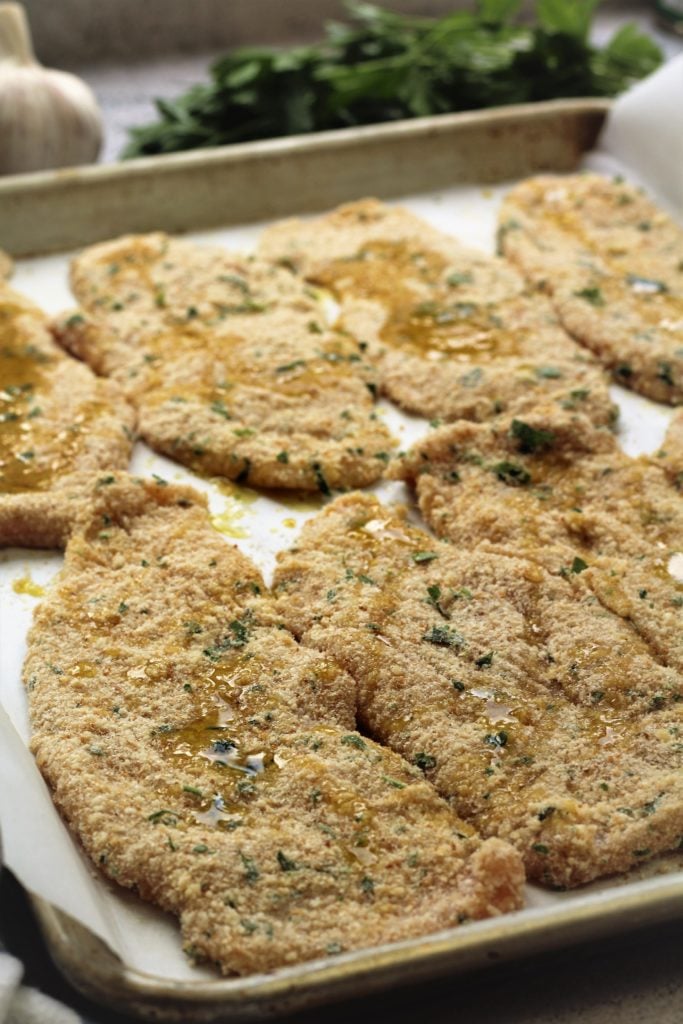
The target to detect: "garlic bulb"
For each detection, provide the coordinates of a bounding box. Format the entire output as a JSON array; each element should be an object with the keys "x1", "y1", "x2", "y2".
[{"x1": 0, "y1": 3, "x2": 102, "y2": 175}]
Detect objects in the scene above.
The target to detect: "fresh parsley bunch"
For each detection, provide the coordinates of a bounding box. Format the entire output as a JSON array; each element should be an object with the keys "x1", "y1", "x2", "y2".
[{"x1": 123, "y1": 0, "x2": 662, "y2": 157}]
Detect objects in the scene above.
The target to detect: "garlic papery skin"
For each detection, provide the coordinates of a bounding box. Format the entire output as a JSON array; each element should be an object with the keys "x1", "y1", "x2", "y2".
[{"x1": 0, "y1": 3, "x2": 103, "y2": 175}]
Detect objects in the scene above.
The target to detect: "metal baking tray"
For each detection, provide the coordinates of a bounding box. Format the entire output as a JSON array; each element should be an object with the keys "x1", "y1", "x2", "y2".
[
  {"x1": 4, "y1": 97, "x2": 683, "y2": 1022},
  {"x1": 0, "y1": 99, "x2": 607, "y2": 257}
]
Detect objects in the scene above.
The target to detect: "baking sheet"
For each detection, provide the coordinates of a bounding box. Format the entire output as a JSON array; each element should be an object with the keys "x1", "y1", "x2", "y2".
[{"x1": 1, "y1": 94, "x2": 683, "y2": 1019}]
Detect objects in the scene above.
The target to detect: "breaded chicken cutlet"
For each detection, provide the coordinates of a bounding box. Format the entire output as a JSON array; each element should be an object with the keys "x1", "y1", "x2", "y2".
[
  {"x1": 0, "y1": 284, "x2": 135, "y2": 548},
  {"x1": 258, "y1": 199, "x2": 616, "y2": 427},
  {"x1": 498, "y1": 173, "x2": 683, "y2": 404},
  {"x1": 53, "y1": 233, "x2": 394, "y2": 493},
  {"x1": 25, "y1": 475, "x2": 524, "y2": 975},
  {"x1": 391, "y1": 408, "x2": 682, "y2": 566},
  {"x1": 390, "y1": 408, "x2": 683, "y2": 672},
  {"x1": 273, "y1": 493, "x2": 683, "y2": 888}
]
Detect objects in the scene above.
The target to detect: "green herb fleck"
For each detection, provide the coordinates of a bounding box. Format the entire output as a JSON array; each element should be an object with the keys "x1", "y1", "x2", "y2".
[
  {"x1": 412, "y1": 550, "x2": 438, "y2": 563},
  {"x1": 510, "y1": 419, "x2": 555, "y2": 454},
  {"x1": 341, "y1": 734, "x2": 367, "y2": 750},
  {"x1": 413, "y1": 752, "x2": 436, "y2": 771},
  {"x1": 575, "y1": 286, "x2": 605, "y2": 306},
  {"x1": 277, "y1": 850, "x2": 298, "y2": 871},
  {"x1": 535, "y1": 366, "x2": 562, "y2": 379},
  {"x1": 183, "y1": 785, "x2": 203, "y2": 797},
  {"x1": 492, "y1": 461, "x2": 531, "y2": 487},
  {"x1": 211, "y1": 399, "x2": 232, "y2": 419},
  {"x1": 240, "y1": 852, "x2": 260, "y2": 883},
  {"x1": 446, "y1": 271, "x2": 473, "y2": 286},
  {"x1": 657, "y1": 362, "x2": 674, "y2": 387},
  {"x1": 312, "y1": 461, "x2": 331, "y2": 496},
  {"x1": 422, "y1": 625, "x2": 465, "y2": 649}
]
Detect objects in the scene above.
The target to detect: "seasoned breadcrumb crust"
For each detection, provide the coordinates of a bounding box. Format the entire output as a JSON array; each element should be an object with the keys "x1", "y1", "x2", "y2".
[
  {"x1": 0, "y1": 284, "x2": 135, "y2": 548},
  {"x1": 273, "y1": 493, "x2": 683, "y2": 888},
  {"x1": 14, "y1": 179, "x2": 683, "y2": 974},
  {"x1": 53, "y1": 233, "x2": 395, "y2": 492},
  {"x1": 259, "y1": 198, "x2": 616, "y2": 427},
  {"x1": 499, "y1": 173, "x2": 683, "y2": 404},
  {"x1": 391, "y1": 406, "x2": 683, "y2": 675},
  {"x1": 25, "y1": 475, "x2": 524, "y2": 975}
]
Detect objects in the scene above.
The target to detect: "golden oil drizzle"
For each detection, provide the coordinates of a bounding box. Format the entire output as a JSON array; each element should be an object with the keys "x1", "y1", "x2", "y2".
[
  {"x1": 315, "y1": 240, "x2": 527, "y2": 361},
  {"x1": 0, "y1": 301, "x2": 106, "y2": 493},
  {"x1": 11, "y1": 572, "x2": 44, "y2": 597},
  {"x1": 211, "y1": 509, "x2": 249, "y2": 539}
]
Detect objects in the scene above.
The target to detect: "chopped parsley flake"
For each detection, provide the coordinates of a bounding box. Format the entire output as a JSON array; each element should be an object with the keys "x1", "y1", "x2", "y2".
[
  {"x1": 412, "y1": 551, "x2": 438, "y2": 563},
  {"x1": 312, "y1": 461, "x2": 331, "y2": 496},
  {"x1": 574, "y1": 286, "x2": 605, "y2": 306},
  {"x1": 277, "y1": 850, "x2": 298, "y2": 871},
  {"x1": 510, "y1": 419, "x2": 555, "y2": 454},
  {"x1": 341, "y1": 734, "x2": 367, "y2": 750},
  {"x1": 413, "y1": 752, "x2": 437, "y2": 771},
  {"x1": 492, "y1": 461, "x2": 531, "y2": 487},
  {"x1": 446, "y1": 271, "x2": 473, "y2": 286},
  {"x1": 422, "y1": 625, "x2": 465, "y2": 649}
]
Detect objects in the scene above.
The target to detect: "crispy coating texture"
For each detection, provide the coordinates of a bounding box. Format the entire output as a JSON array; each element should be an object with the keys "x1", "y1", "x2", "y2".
[
  {"x1": 258, "y1": 199, "x2": 615, "y2": 427},
  {"x1": 273, "y1": 493, "x2": 683, "y2": 888},
  {"x1": 0, "y1": 284, "x2": 135, "y2": 548},
  {"x1": 390, "y1": 407, "x2": 683, "y2": 672},
  {"x1": 54, "y1": 233, "x2": 394, "y2": 492},
  {"x1": 25, "y1": 475, "x2": 524, "y2": 975},
  {"x1": 499, "y1": 173, "x2": 683, "y2": 404}
]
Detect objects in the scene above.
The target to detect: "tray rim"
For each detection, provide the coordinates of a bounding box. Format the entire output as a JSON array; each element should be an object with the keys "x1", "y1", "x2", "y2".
[
  {"x1": 29, "y1": 867, "x2": 683, "y2": 1022},
  {"x1": 0, "y1": 96, "x2": 610, "y2": 258},
  {"x1": 0, "y1": 96, "x2": 612, "y2": 192}
]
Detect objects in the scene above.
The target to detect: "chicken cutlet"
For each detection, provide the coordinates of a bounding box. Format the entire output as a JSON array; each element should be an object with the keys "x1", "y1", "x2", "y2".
[
  {"x1": 498, "y1": 173, "x2": 683, "y2": 404},
  {"x1": 53, "y1": 233, "x2": 394, "y2": 493},
  {"x1": 258, "y1": 199, "x2": 616, "y2": 427},
  {"x1": 390, "y1": 407, "x2": 683, "y2": 672},
  {"x1": 273, "y1": 493, "x2": 683, "y2": 888},
  {"x1": 25, "y1": 474, "x2": 524, "y2": 975},
  {"x1": 0, "y1": 284, "x2": 134, "y2": 548}
]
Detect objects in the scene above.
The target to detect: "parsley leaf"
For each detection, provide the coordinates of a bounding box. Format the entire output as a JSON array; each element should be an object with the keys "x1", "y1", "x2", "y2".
[
  {"x1": 122, "y1": 3, "x2": 661, "y2": 158},
  {"x1": 510, "y1": 419, "x2": 555, "y2": 454}
]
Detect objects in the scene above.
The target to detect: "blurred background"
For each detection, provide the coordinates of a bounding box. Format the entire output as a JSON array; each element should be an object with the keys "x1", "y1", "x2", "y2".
[{"x1": 11, "y1": 0, "x2": 683, "y2": 163}]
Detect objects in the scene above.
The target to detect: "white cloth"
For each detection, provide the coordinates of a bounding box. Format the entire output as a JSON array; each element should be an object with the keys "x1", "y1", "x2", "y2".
[
  {"x1": 594, "y1": 53, "x2": 683, "y2": 213},
  {"x1": 0, "y1": 954, "x2": 80, "y2": 1024}
]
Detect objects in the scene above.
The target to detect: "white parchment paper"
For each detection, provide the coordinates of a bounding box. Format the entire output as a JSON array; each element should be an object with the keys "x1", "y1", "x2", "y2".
[{"x1": 1, "y1": 65, "x2": 682, "y2": 982}]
